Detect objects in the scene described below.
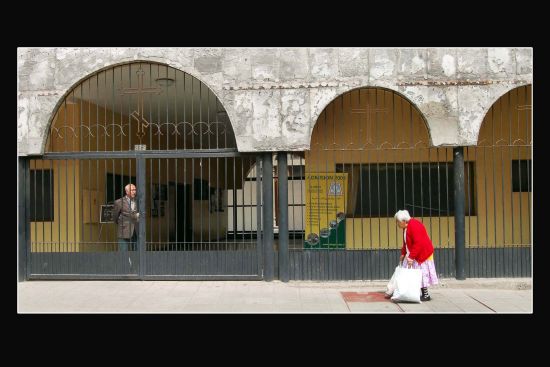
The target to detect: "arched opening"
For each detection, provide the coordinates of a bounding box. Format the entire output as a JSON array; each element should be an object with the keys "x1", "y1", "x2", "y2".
[
  {"x1": 306, "y1": 87, "x2": 461, "y2": 246},
  {"x1": 465, "y1": 85, "x2": 532, "y2": 276},
  {"x1": 281, "y1": 87, "x2": 472, "y2": 279},
  {"x1": 45, "y1": 61, "x2": 236, "y2": 152},
  {"x1": 28, "y1": 62, "x2": 260, "y2": 279}
]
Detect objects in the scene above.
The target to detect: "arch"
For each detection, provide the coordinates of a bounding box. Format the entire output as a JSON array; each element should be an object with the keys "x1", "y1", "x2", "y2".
[
  {"x1": 474, "y1": 82, "x2": 532, "y2": 144},
  {"x1": 310, "y1": 87, "x2": 433, "y2": 149},
  {"x1": 41, "y1": 58, "x2": 237, "y2": 152},
  {"x1": 470, "y1": 84, "x2": 532, "y2": 248},
  {"x1": 305, "y1": 86, "x2": 460, "y2": 251},
  {"x1": 310, "y1": 85, "x2": 433, "y2": 147}
]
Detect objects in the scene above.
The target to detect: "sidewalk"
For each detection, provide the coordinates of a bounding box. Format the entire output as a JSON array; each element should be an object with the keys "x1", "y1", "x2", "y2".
[{"x1": 17, "y1": 278, "x2": 532, "y2": 313}]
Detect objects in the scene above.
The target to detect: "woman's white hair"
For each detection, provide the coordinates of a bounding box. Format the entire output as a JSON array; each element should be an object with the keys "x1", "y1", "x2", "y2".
[{"x1": 394, "y1": 209, "x2": 411, "y2": 223}]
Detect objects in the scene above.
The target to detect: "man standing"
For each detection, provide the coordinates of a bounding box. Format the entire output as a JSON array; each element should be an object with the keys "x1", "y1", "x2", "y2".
[{"x1": 112, "y1": 183, "x2": 139, "y2": 253}]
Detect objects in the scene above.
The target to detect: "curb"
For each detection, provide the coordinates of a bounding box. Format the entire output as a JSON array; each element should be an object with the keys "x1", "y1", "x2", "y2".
[{"x1": 281, "y1": 278, "x2": 532, "y2": 290}]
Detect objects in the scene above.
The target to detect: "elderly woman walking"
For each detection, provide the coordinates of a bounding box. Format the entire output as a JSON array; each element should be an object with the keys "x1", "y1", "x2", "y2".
[{"x1": 394, "y1": 209, "x2": 439, "y2": 301}]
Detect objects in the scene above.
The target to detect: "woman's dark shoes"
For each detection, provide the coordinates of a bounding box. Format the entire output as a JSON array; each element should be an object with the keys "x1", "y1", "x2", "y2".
[{"x1": 420, "y1": 287, "x2": 431, "y2": 301}]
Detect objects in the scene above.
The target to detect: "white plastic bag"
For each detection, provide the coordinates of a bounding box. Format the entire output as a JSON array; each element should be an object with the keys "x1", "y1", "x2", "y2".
[
  {"x1": 385, "y1": 266, "x2": 401, "y2": 296},
  {"x1": 391, "y1": 267, "x2": 422, "y2": 303}
]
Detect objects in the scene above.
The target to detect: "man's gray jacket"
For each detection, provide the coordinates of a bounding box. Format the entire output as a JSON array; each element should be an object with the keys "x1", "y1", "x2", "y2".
[{"x1": 113, "y1": 197, "x2": 139, "y2": 239}]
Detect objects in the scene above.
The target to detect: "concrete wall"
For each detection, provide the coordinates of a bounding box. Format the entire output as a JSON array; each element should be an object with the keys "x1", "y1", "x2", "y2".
[{"x1": 17, "y1": 47, "x2": 532, "y2": 155}]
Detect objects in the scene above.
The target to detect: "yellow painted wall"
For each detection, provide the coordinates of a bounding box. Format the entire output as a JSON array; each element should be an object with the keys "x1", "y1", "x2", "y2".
[
  {"x1": 30, "y1": 159, "x2": 81, "y2": 252},
  {"x1": 35, "y1": 85, "x2": 532, "y2": 251},
  {"x1": 307, "y1": 87, "x2": 532, "y2": 250},
  {"x1": 41, "y1": 97, "x2": 251, "y2": 249}
]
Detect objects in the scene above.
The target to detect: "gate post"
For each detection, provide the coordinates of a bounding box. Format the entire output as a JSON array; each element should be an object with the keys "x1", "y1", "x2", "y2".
[
  {"x1": 137, "y1": 156, "x2": 146, "y2": 280},
  {"x1": 18, "y1": 157, "x2": 29, "y2": 281},
  {"x1": 277, "y1": 152, "x2": 289, "y2": 282},
  {"x1": 453, "y1": 147, "x2": 466, "y2": 280},
  {"x1": 262, "y1": 153, "x2": 274, "y2": 281}
]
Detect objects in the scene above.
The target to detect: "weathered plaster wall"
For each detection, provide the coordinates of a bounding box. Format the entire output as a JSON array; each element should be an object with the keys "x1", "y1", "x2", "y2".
[{"x1": 17, "y1": 47, "x2": 532, "y2": 155}]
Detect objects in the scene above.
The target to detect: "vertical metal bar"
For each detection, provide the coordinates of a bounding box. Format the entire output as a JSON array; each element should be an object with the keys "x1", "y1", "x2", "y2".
[
  {"x1": 241, "y1": 157, "x2": 245, "y2": 272},
  {"x1": 278, "y1": 152, "x2": 289, "y2": 282},
  {"x1": 475, "y1": 146, "x2": 480, "y2": 276},
  {"x1": 206, "y1": 158, "x2": 213, "y2": 254},
  {"x1": 498, "y1": 97, "x2": 505, "y2": 276},
  {"x1": 19, "y1": 158, "x2": 29, "y2": 280},
  {"x1": 384, "y1": 91, "x2": 390, "y2": 275},
  {"x1": 137, "y1": 157, "x2": 145, "y2": 279},
  {"x1": 349, "y1": 93, "x2": 355, "y2": 260},
  {"x1": 216, "y1": 157, "x2": 220, "y2": 253},
  {"x1": 157, "y1": 158, "x2": 161, "y2": 252},
  {"x1": 498, "y1": 98, "x2": 505, "y2": 264},
  {"x1": 199, "y1": 84, "x2": 204, "y2": 272},
  {"x1": 65, "y1": 156, "x2": 69, "y2": 254},
  {"x1": 322, "y1": 107, "x2": 329, "y2": 279},
  {"x1": 233, "y1": 159, "x2": 237, "y2": 249},
  {"x1": 440, "y1": 147, "x2": 449, "y2": 270},
  {"x1": 191, "y1": 76, "x2": 195, "y2": 251},
  {"x1": 166, "y1": 158, "x2": 170, "y2": 252},
  {"x1": 175, "y1": 158, "x2": 179, "y2": 252},
  {"x1": 483, "y1": 122, "x2": 489, "y2": 277},
  {"x1": 392, "y1": 92, "x2": 397, "y2": 262},
  {"x1": 200, "y1": 158, "x2": 205, "y2": 254},
  {"x1": 517, "y1": 90, "x2": 523, "y2": 274},
  {"x1": 366, "y1": 89, "x2": 376, "y2": 279},
  {"x1": 249, "y1": 157, "x2": 255, "y2": 271},
  {"x1": 508, "y1": 89, "x2": 515, "y2": 276},
  {"x1": 256, "y1": 156, "x2": 262, "y2": 277},
  {"x1": 525, "y1": 86, "x2": 532, "y2": 276},
  {"x1": 183, "y1": 157, "x2": 186, "y2": 250},
  {"x1": 409, "y1": 98, "x2": 414, "y2": 219},
  {"x1": 73, "y1": 94, "x2": 78, "y2": 253},
  {"x1": 111, "y1": 68, "x2": 115, "y2": 153},
  {"x1": 454, "y1": 147, "x2": 465, "y2": 280},
  {"x1": 289, "y1": 152, "x2": 296, "y2": 259},
  {"x1": 299, "y1": 154, "x2": 305, "y2": 280},
  {"x1": 445, "y1": 151, "x2": 450, "y2": 274},
  {"x1": 224, "y1": 156, "x2": 227, "y2": 271},
  {"x1": 56, "y1": 158, "x2": 61, "y2": 270},
  {"x1": 465, "y1": 149, "x2": 472, "y2": 276},
  {"x1": 492, "y1": 102, "x2": 498, "y2": 276},
  {"x1": 360, "y1": 90, "x2": 365, "y2": 253},
  {"x1": 262, "y1": 152, "x2": 274, "y2": 281},
  {"x1": 148, "y1": 158, "x2": 152, "y2": 253},
  {"x1": 127, "y1": 65, "x2": 132, "y2": 151}
]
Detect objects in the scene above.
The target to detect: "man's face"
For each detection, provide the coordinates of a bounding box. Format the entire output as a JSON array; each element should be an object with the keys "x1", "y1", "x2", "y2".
[
  {"x1": 127, "y1": 185, "x2": 137, "y2": 199},
  {"x1": 396, "y1": 220, "x2": 407, "y2": 229}
]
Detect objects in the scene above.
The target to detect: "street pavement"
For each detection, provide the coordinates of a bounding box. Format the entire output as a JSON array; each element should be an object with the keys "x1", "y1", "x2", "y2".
[{"x1": 17, "y1": 278, "x2": 532, "y2": 313}]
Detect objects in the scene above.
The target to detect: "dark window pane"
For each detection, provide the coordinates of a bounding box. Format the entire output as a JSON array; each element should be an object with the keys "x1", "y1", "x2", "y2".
[
  {"x1": 338, "y1": 161, "x2": 476, "y2": 217},
  {"x1": 30, "y1": 170, "x2": 53, "y2": 221},
  {"x1": 512, "y1": 160, "x2": 532, "y2": 192},
  {"x1": 106, "y1": 173, "x2": 136, "y2": 203}
]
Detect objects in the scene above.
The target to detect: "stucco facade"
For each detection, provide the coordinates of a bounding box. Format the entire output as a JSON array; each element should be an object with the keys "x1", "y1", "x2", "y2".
[{"x1": 17, "y1": 47, "x2": 532, "y2": 155}]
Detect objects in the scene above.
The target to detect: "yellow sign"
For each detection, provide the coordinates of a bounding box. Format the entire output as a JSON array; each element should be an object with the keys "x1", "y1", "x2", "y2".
[{"x1": 305, "y1": 173, "x2": 348, "y2": 248}]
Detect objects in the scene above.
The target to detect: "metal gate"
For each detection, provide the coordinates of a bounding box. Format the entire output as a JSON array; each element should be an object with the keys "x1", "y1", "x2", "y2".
[
  {"x1": 22, "y1": 62, "x2": 264, "y2": 280},
  {"x1": 273, "y1": 86, "x2": 532, "y2": 280}
]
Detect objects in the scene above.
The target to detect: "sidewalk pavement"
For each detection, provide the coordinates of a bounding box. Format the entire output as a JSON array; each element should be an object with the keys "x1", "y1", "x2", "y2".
[{"x1": 17, "y1": 278, "x2": 532, "y2": 313}]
